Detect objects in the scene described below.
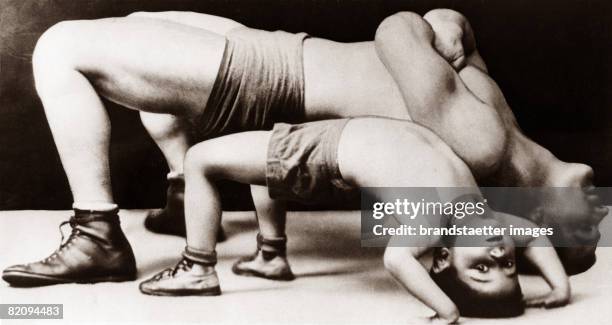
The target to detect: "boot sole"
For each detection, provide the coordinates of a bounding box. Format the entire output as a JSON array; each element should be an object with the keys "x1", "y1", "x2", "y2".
[
  {"x1": 2, "y1": 270, "x2": 136, "y2": 287},
  {"x1": 139, "y1": 285, "x2": 221, "y2": 297},
  {"x1": 231, "y1": 264, "x2": 295, "y2": 281}
]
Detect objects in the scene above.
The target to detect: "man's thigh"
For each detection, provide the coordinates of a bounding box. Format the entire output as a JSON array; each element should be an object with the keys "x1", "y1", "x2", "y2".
[{"x1": 57, "y1": 17, "x2": 227, "y2": 117}]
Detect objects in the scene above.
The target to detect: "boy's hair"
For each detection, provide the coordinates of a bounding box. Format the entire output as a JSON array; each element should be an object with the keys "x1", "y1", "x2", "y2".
[{"x1": 430, "y1": 267, "x2": 524, "y2": 318}]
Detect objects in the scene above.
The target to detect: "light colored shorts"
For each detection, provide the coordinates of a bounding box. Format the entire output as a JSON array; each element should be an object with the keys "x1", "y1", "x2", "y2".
[{"x1": 266, "y1": 119, "x2": 354, "y2": 203}]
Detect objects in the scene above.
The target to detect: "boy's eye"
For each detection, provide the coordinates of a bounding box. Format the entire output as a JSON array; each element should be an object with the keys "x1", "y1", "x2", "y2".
[
  {"x1": 475, "y1": 264, "x2": 489, "y2": 272},
  {"x1": 504, "y1": 260, "x2": 515, "y2": 268}
]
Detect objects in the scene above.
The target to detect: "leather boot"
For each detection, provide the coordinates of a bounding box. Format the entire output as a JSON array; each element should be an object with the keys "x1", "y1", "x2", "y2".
[
  {"x1": 139, "y1": 246, "x2": 220, "y2": 296},
  {"x1": 232, "y1": 233, "x2": 295, "y2": 281},
  {"x1": 2, "y1": 208, "x2": 137, "y2": 287},
  {"x1": 144, "y1": 174, "x2": 226, "y2": 241}
]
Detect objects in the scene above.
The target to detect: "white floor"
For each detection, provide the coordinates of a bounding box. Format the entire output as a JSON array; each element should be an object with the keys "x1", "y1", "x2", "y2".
[{"x1": 1, "y1": 210, "x2": 612, "y2": 324}]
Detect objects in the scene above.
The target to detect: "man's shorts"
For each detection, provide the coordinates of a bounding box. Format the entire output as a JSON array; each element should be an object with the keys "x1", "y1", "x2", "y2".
[
  {"x1": 196, "y1": 27, "x2": 309, "y2": 139},
  {"x1": 266, "y1": 119, "x2": 354, "y2": 203}
]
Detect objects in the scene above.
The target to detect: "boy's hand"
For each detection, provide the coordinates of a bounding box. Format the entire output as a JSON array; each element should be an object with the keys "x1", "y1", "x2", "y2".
[
  {"x1": 525, "y1": 288, "x2": 571, "y2": 308},
  {"x1": 430, "y1": 310, "x2": 460, "y2": 324},
  {"x1": 424, "y1": 315, "x2": 458, "y2": 325}
]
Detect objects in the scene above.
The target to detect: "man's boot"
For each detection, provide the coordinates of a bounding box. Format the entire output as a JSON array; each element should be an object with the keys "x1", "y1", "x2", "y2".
[
  {"x1": 2, "y1": 208, "x2": 137, "y2": 287},
  {"x1": 144, "y1": 173, "x2": 226, "y2": 241}
]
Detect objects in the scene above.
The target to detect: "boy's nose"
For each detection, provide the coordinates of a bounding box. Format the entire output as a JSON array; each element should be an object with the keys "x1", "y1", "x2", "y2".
[{"x1": 490, "y1": 246, "x2": 505, "y2": 258}]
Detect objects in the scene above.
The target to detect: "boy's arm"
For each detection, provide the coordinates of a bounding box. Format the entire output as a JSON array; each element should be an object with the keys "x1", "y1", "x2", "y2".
[
  {"x1": 384, "y1": 236, "x2": 459, "y2": 323},
  {"x1": 522, "y1": 239, "x2": 571, "y2": 308},
  {"x1": 497, "y1": 212, "x2": 570, "y2": 307}
]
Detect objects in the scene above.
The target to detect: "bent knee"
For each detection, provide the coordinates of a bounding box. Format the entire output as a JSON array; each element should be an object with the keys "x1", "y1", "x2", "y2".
[
  {"x1": 184, "y1": 142, "x2": 223, "y2": 178},
  {"x1": 33, "y1": 21, "x2": 86, "y2": 94},
  {"x1": 184, "y1": 143, "x2": 211, "y2": 174},
  {"x1": 33, "y1": 21, "x2": 80, "y2": 69}
]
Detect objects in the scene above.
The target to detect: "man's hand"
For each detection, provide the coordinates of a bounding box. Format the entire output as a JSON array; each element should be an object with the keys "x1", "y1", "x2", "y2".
[
  {"x1": 422, "y1": 9, "x2": 479, "y2": 71},
  {"x1": 430, "y1": 23, "x2": 467, "y2": 71},
  {"x1": 525, "y1": 287, "x2": 571, "y2": 308}
]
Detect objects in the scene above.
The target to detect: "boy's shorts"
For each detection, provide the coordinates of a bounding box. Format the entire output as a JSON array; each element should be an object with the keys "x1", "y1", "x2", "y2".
[{"x1": 266, "y1": 119, "x2": 354, "y2": 203}]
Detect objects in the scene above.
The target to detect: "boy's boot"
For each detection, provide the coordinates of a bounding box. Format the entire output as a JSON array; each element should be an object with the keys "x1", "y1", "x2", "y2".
[
  {"x1": 139, "y1": 246, "x2": 220, "y2": 296},
  {"x1": 232, "y1": 233, "x2": 295, "y2": 281}
]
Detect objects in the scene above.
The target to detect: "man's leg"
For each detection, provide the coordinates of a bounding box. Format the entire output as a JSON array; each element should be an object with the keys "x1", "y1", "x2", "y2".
[
  {"x1": 127, "y1": 11, "x2": 244, "y2": 236},
  {"x1": 34, "y1": 16, "x2": 225, "y2": 204},
  {"x1": 139, "y1": 112, "x2": 192, "y2": 236},
  {"x1": 140, "y1": 131, "x2": 271, "y2": 296},
  {"x1": 140, "y1": 112, "x2": 192, "y2": 174},
  {"x1": 2, "y1": 16, "x2": 227, "y2": 286},
  {"x1": 231, "y1": 185, "x2": 295, "y2": 280}
]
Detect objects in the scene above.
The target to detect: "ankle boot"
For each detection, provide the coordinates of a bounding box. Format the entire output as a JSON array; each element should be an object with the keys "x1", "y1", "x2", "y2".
[
  {"x1": 2, "y1": 209, "x2": 137, "y2": 287},
  {"x1": 232, "y1": 233, "x2": 295, "y2": 281},
  {"x1": 139, "y1": 247, "x2": 221, "y2": 296},
  {"x1": 144, "y1": 174, "x2": 226, "y2": 241}
]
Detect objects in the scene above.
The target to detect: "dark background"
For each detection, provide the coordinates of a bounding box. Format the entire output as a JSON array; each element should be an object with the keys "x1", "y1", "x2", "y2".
[{"x1": 1, "y1": 0, "x2": 611, "y2": 210}]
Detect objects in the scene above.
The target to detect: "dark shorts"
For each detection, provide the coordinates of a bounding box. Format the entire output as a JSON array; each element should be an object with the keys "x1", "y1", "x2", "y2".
[
  {"x1": 196, "y1": 27, "x2": 309, "y2": 139},
  {"x1": 266, "y1": 119, "x2": 354, "y2": 203}
]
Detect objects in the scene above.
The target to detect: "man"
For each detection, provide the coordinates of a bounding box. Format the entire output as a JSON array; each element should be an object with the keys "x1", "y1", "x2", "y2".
[{"x1": 2, "y1": 9, "x2": 604, "y2": 286}]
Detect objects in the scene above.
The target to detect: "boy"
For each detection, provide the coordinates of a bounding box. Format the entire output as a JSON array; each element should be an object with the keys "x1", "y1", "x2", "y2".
[{"x1": 139, "y1": 117, "x2": 570, "y2": 322}]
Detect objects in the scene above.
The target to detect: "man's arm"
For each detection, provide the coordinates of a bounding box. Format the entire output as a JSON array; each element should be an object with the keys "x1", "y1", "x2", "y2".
[
  {"x1": 374, "y1": 12, "x2": 508, "y2": 178},
  {"x1": 422, "y1": 9, "x2": 485, "y2": 72},
  {"x1": 422, "y1": 9, "x2": 520, "y2": 130},
  {"x1": 384, "y1": 237, "x2": 459, "y2": 323}
]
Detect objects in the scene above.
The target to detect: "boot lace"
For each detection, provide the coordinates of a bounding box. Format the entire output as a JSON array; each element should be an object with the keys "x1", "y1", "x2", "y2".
[
  {"x1": 43, "y1": 217, "x2": 79, "y2": 263},
  {"x1": 153, "y1": 258, "x2": 194, "y2": 280}
]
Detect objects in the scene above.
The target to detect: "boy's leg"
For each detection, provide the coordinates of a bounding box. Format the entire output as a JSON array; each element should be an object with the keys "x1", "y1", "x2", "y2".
[
  {"x1": 140, "y1": 131, "x2": 271, "y2": 296},
  {"x1": 232, "y1": 185, "x2": 295, "y2": 281},
  {"x1": 251, "y1": 185, "x2": 287, "y2": 238},
  {"x1": 139, "y1": 112, "x2": 229, "y2": 239}
]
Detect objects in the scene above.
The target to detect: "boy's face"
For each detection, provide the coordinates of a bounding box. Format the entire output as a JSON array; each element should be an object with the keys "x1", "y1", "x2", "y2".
[
  {"x1": 436, "y1": 212, "x2": 518, "y2": 296},
  {"x1": 447, "y1": 236, "x2": 518, "y2": 295}
]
